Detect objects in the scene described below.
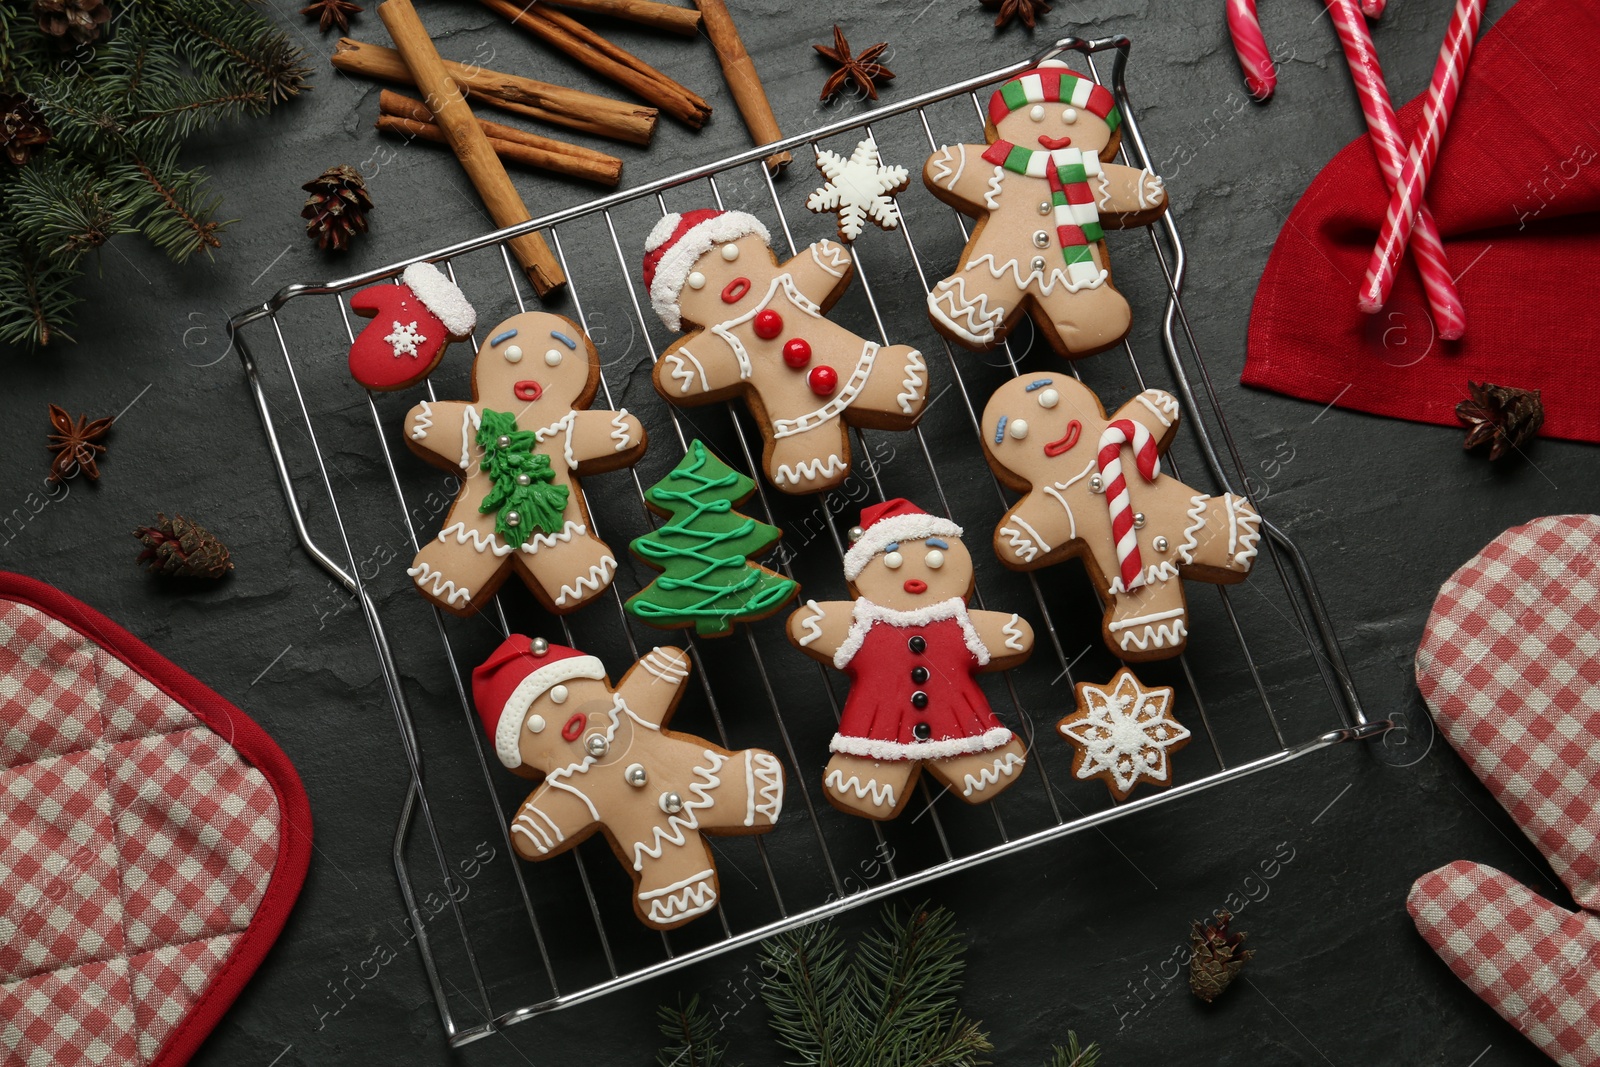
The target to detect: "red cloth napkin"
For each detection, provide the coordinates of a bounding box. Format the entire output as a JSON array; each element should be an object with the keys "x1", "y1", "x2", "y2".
[
  {"x1": 0, "y1": 572, "x2": 311, "y2": 1067},
  {"x1": 1242, "y1": 0, "x2": 1600, "y2": 444}
]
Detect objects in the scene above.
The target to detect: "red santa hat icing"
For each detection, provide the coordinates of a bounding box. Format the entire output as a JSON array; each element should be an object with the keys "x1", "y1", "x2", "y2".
[
  {"x1": 471, "y1": 635, "x2": 608, "y2": 769},
  {"x1": 642, "y1": 209, "x2": 770, "y2": 332},
  {"x1": 987, "y1": 58, "x2": 1122, "y2": 132},
  {"x1": 347, "y1": 262, "x2": 477, "y2": 391},
  {"x1": 843, "y1": 498, "x2": 962, "y2": 580}
]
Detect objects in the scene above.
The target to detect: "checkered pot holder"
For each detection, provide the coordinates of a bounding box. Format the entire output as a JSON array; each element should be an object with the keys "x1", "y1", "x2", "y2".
[
  {"x1": 0, "y1": 573, "x2": 311, "y2": 1067},
  {"x1": 1411, "y1": 514, "x2": 1600, "y2": 1066}
]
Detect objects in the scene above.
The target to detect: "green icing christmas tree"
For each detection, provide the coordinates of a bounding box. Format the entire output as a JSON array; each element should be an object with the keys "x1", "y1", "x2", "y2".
[{"x1": 627, "y1": 440, "x2": 798, "y2": 637}]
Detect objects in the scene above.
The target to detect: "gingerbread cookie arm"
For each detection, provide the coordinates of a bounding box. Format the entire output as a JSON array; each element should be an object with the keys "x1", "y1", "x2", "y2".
[
  {"x1": 653, "y1": 333, "x2": 748, "y2": 404},
  {"x1": 781, "y1": 239, "x2": 856, "y2": 309},
  {"x1": 405, "y1": 399, "x2": 476, "y2": 469},
  {"x1": 969, "y1": 609, "x2": 1034, "y2": 668},
  {"x1": 1092, "y1": 162, "x2": 1168, "y2": 228},
  {"x1": 784, "y1": 599, "x2": 853, "y2": 662},
  {"x1": 614, "y1": 647, "x2": 692, "y2": 727},
  {"x1": 993, "y1": 492, "x2": 1076, "y2": 571},
  {"x1": 922, "y1": 143, "x2": 995, "y2": 212},
  {"x1": 508, "y1": 782, "x2": 599, "y2": 861},
  {"x1": 562, "y1": 409, "x2": 648, "y2": 473},
  {"x1": 1109, "y1": 388, "x2": 1183, "y2": 449}
]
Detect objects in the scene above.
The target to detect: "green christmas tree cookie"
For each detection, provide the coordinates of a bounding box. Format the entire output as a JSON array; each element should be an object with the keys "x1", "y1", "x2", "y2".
[{"x1": 627, "y1": 441, "x2": 799, "y2": 636}]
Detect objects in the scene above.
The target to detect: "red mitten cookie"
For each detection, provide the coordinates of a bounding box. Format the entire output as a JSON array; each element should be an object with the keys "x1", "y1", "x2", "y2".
[
  {"x1": 0, "y1": 572, "x2": 310, "y2": 1067},
  {"x1": 402, "y1": 312, "x2": 647, "y2": 617},
  {"x1": 981, "y1": 373, "x2": 1259, "y2": 660},
  {"x1": 642, "y1": 210, "x2": 929, "y2": 494},
  {"x1": 348, "y1": 262, "x2": 476, "y2": 390},
  {"x1": 923, "y1": 59, "x2": 1167, "y2": 358},
  {"x1": 473, "y1": 637, "x2": 784, "y2": 931},
  {"x1": 784, "y1": 499, "x2": 1033, "y2": 821}
]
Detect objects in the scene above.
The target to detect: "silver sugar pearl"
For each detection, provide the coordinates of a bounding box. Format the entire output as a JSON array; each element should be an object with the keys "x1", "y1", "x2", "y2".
[
  {"x1": 1038, "y1": 201, "x2": 1052, "y2": 215},
  {"x1": 660, "y1": 791, "x2": 684, "y2": 814},
  {"x1": 1032, "y1": 230, "x2": 1051, "y2": 248},
  {"x1": 496, "y1": 434, "x2": 512, "y2": 449},
  {"x1": 1133, "y1": 513, "x2": 1146, "y2": 529},
  {"x1": 1030, "y1": 256, "x2": 1047, "y2": 272},
  {"x1": 1153, "y1": 536, "x2": 1169, "y2": 553},
  {"x1": 1088, "y1": 474, "x2": 1103, "y2": 492},
  {"x1": 505, "y1": 510, "x2": 521, "y2": 527},
  {"x1": 530, "y1": 636, "x2": 549, "y2": 656},
  {"x1": 624, "y1": 763, "x2": 648, "y2": 787},
  {"x1": 585, "y1": 733, "x2": 609, "y2": 757},
  {"x1": 847, "y1": 526, "x2": 864, "y2": 544},
  {"x1": 516, "y1": 472, "x2": 532, "y2": 486}
]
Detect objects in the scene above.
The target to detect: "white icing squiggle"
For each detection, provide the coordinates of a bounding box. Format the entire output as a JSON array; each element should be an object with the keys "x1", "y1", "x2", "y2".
[
  {"x1": 751, "y1": 752, "x2": 783, "y2": 823},
  {"x1": 555, "y1": 555, "x2": 616, "y2": 606},
  {"x1": 1117, "y1": 618, "x2": 1188, "y2": 652},
  {"x1": 928, "y1": 278, "x2": 1004, "y2": 345},
  {"x1": 930, "y1": 144, "x2": 964, "y2": 190},
  {"x1": 640, "y1": 648, "x2": 689, "y2": 683},
  {"x1": 458, "y1": 405, "x2": 482, "y2": 470},
  {"x1": 811, "y1": 239, "x2": 851, "y2": 277},
  {"x1": 1229, "y1": 494, "x2": 1261, "y2": 568},
  {"x1": 1001, "y1": 613, "x2": 1026, "y2": 652},
  {"x1": 632, "y1": 750, "x2": 725, "y2": 869},
  {"x1": 983, "y1": 166, "x2": 1005, "y2": 209},
  {"x1": 796, "y1": 600, "x2": 826, "y2": 647},
  {"x1": 411, "y1": 400, "x2": 433, "y2": 441},
  {"x1": 664, "y1": 351, "x2": 706, "y2": 394},
  {"x1": 826, "y1": 768, "x2": 896, "y2": 809},
  {"x1": 610, "y1": 409, "x2": 633, "y2": 451},
  {"x1": 409, "y1": 561, "x2": 470, "y2": 606},
  {"x1": 772, "y1": 343, "x2": 877, "y2": 439},
  {"x1": 643, "y1": 870, "x2": 718, "y2": 923},
  {"x1": 774, "y1": 455, "x2": 846, "y2": 487},
  {"x1": 961, "y1": 752, "x2": 1026, "y2": 797},
  {"x1": 896, "y1": 350, "x2": 926, "y2": 415},
  {"x1": 519, "y1": 520, "x2": 585, "y2": 555},
  {"x1": 1177, "y1": 494, "x2": 1208, "y2": 565},
  {"x1": 1108, "y1": 561, "x2": 1180, "y2": 595},
  {"x1": 438, "y1": 521, "x2": 515, "y2": 556},
  {"x1": 964, "y1": 252, "x2": 1107, "y2": 295}
]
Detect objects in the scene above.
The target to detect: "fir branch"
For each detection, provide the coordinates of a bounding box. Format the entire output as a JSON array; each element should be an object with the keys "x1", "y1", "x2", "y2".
[
  {"x1": 0, "y1": 231, "x2": 81, "y2": 348},
  {"x1": 111, "y1": 145, "x2": 228, "y2": 259},
  {"x1": 760, "y1": 920, "x2": 852, "y2": 1067},
  {"x1": 4, "y1": 157, "x2": 134, "y2": 261},
  {"x1": 853, "y1": 905, "x2": 971, "y2": 1066},
  {"x1": 1046, "y1": 1032, "x2": 1102, "y2": 1067},
  {"x1": 656, "y1": 995, "x2": 726, "y2": 1067},
  {"x1": 129, "y1": 75, "x2": 273, "y2": 139},
  {"x1": 152, "y1": 0, "x2": 312, "y2": 103},
  {"x1": 901, "y1": 1015, "x2": 993, "y2": 1067}
]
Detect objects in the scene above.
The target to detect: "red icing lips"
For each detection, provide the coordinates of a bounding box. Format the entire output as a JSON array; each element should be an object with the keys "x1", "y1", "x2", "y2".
[
  {"x1": 1037, "y1": 134, "x2": 1073, "y2": 150},
  {"x1": 514, "y1": 380, "x2": 542, "y2": 402},
  {"x1": 561, "y1": 713, "x2": 586, "y2": 742},
  {"x1": 1043, "y1": 419, "x2": 1081, "y2": 457},
  {"x1": 721, "y1": 277, "x2": 751, "y2": 303},
  {"x1": 903, "y1": 579, "x2": 928, "y2": 595}
]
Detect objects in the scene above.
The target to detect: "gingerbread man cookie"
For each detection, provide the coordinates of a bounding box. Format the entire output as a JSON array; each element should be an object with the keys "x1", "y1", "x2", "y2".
[
  {"x1": 473, "y1": 636, "x2": 785, "y2": 931},
  {"x1": 980, "y1": 374, "x2": 1260, "y2": 660},
  {"x1": 642, "y1": 209, "x2": 929, "y2": 494},
  {"x1": 403, "y1": 312, "x2": 646, "y2": 616},
  {"x1": 785, "y1": 498, "x2": 1033, "y2": 821},
  {"x1": 923, "y1": 59, "x2": 1168, "y2": 358},
  {"x1": 1059, "y1": 668, "x2": 1190, "y2": 801}
]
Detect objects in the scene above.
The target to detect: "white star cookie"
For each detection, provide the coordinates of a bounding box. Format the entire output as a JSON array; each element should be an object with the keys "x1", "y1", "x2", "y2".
[
  {"x1": 1058, "y1": 668, "x2": 1190, "y2": 800},
  {"x1": 806, "y1": 135, "x2": 910, "y2": 242}
]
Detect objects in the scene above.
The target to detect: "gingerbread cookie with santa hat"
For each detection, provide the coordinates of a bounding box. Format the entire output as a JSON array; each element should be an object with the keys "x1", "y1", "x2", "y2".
[
  {"x1": 642, "y1": 209, "x2": 929, "y2": 494},
  {"x1": 785, "y1": 499, "x2": 1034, "y2": 820},
  {"x1": 474, "y1": 636, "x2": 785, "y2": 931}
]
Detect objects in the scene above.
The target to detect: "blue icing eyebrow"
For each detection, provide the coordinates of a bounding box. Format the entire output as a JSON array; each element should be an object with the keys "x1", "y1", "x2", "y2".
[
  {"x1": 885, "y1": 542, "x2": 899, "y2": 552},
  {"x1": 926, "y1": 538, "x2": 948, "y2": 550},
  {"x1": 550, "y1": 329, "x2": 578, "y2": 350},
  {"x1": 489, "y1": 329, "x2": 518, "y2": 345},
  {"x1": 1024, "y1": 379, "x2": 1054, "y2": 392},
  {"x1": 994, "y1": 415, "x2": 1008, "y2": 444}
]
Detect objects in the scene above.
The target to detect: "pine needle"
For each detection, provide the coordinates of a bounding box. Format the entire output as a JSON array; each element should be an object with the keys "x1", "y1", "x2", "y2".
[
  {"x1": 760, "y1": 919, "x2": 852, "y2": 1066},
  {"x1": 1046, "y1": 1032, "x2": 1102, "y2": 1067},
  {"x1": 656, "y1": 995, "x2": 726, "y2": 1067}
]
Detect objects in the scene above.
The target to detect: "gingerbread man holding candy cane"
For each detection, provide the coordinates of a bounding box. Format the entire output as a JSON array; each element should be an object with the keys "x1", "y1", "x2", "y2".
[
  {"x1": 923, "y1": 59, "x2": 1167, "y2": 358},
  {"x1": 473, "y1": 636, "x2": 785, "y2": 931},
  {"x1": 980, "y1": 374, "x2": 1261, "y2": 661},
  {"x1": 642, "y1": 210, "x2": 929, "y2": 494}
]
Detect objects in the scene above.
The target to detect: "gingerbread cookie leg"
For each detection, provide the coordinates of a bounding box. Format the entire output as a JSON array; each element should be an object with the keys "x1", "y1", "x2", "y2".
[
  {"x1": 1035, "y1": 274, "x2": 1133, "y2": 357},
  {"x1": 823, "y1": 752, "x2": 919, "y2": 820},
  {"x1": 845, "y1": 343, "x2": 930, "y2": 428},
  {"x1": 630, "y1": 820, "x2": 722, "y2": 929},
  {"x1": 927, "y1": 257, "x2": 1016, "y2": 349},
  {"x1": 409, "y1": 503, "x2": 513, "y2": 614},
  {"x1": 923, "y1": 734, "x2": 1028, "y2": 804},
  {"x1": 514, "y1": 521, "x2": 619, "y2": 612},
  {"x1": 765, "y1": 419, "x2": 853, "y2": 493}
]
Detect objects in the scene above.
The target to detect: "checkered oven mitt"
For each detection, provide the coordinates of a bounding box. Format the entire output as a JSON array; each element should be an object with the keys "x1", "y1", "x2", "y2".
[
  {"x1": 0, "y1": 573, "x2": 310, "y2": 1067},
  {"x1": 1410, "y1": 514, "x2": 1600, "y2": 1067}
]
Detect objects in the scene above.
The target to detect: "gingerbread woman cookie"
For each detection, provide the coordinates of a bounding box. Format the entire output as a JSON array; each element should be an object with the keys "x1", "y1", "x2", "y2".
[
  {"x1": 474, "y1": 636, "x2": 785, "y2": 930},
  {"x1": 785, "y1": 498, "x2": 1033, "y2": 821},
  {"x1": 980, "y1": 374, "x2": 1260, "y2": 660},
  {"x1": 1059, "y1": 668, "x2": 1190, "y2": 801},
  {"x1": 642, "y1": 209, "x2": 929, "y2": 494},
  {"x1": 403, "y1": 312, "x2": 646, "y2": 616},
  {"x1": 923, "y1": 59, "x2": 1168, "y2": 358}
]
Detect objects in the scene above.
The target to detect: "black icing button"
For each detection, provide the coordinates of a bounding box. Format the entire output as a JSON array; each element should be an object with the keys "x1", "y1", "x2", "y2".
[
  {"x1": 908, "y1": 635, "x2": 926, "y2": 654},
  {"x1": 910, "y1": 666, "x2": 929, "y2": 684},
  {"x1": 911, "y1": 691, "x2": 929, "y2": 710},
  {"x1": 913, "y1": 722, "x2": 932, "y2": 741}
]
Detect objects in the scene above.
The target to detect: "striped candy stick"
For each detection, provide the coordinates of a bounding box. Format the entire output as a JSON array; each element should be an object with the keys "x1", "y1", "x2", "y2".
[
  {"x1": 1360, "y1": 0, "x2": 1487, "y2": 316},
  {"x1": 1325, "y1": 0, "x2": 1467, "y2": 340},
  {"x1": 1097, "y1": 420, "x2": 1162, "y2": 592},
  {"x1": 1360, "y1": 0, "x2": 1385, "y2": 16},
  {"x1": 1226, "y1": 0, "x2": 1277, "y2": 102}
]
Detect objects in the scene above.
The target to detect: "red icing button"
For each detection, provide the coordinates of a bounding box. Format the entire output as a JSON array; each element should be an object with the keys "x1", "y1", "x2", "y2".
[
  {"x1": 782, "y1": 338, "x2": 812, "y2": 368},
  {"x1": 808, "y1": 365, "x2": 838, "y2": 396},
  {"x1": 753, "y1": 309, "x2": 783, "y2": 339}
]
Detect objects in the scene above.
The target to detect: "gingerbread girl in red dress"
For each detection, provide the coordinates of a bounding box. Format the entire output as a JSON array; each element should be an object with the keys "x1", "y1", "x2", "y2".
[{"x1": 785, "y1": 499, "x2": 1034, "y2": 820}]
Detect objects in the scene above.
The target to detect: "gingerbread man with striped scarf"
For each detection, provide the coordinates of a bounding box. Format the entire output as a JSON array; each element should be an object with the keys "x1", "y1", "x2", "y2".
[
  {"x1": 923, "y1": 60, "x2": 1167, "y2": 358},
  {"x1": 980, "y1": 374, "x2": 1260, "y2": 661}
]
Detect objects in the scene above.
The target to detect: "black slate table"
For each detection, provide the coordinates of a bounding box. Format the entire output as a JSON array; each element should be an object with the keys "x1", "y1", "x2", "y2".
[{"x1": 4, "y1": 0, "x2": 1594, "y2": 1064}]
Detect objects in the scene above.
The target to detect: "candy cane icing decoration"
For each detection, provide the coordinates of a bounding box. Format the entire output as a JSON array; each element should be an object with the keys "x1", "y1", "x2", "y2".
[
  {"x1": 1098, "y1": 420, "x2": 1161, "y2": 592},
  {"x1": 1225, "y1": 0, "x2": 1276, "y2": 102}
]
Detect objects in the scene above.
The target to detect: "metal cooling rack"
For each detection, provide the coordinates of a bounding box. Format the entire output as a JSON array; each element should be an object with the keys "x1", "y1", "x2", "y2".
[{"x1": 230, "y1": 35, "x2": 1392, "y2": 1046}]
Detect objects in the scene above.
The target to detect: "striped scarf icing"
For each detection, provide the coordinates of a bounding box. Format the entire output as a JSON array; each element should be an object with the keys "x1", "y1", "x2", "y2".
[{"x1": 980, "y1": 140, "x2": 1106, "y2": 286}]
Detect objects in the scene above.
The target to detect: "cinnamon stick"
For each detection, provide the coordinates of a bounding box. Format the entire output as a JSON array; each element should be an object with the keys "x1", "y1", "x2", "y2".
[
  {"x1": 693, "y1": 0, "x2": 789, "y2": 172},
  {"x1": 379, "y1": 91, "x2": 618, "y2": 165},
  {"x1": 378, "y1": 93, "x2": 623, "y2": 185},
  {"x1": 332, "y1": 37, "x2": 658, "y2": 145},
  {"x1": 475, "y1": 0, "x2": 711, "y2": 128},
  {"x1": 545, "y1": 0, "x2": 701, "y2": 35},
  {"x1": 378, "y1": 0, "x2": 564, "y2": 294}
]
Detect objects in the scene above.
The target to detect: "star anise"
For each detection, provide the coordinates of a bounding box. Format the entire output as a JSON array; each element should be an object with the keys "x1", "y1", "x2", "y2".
[
  {"x1": 982, "y1": 0, "x2": 1051, "y2": 30},
  {"x1": 300, "y1": 0, "x2": 360, "y2": 33},
  {"x1": 46, "y1": 404, "x2": 112, "y2": 483},
  {"x1": 1457, "y1": 381, "x2": 1544, "y2": 461},
  {"x1": 814, "y1": 25, "x2": 894, "y2": 102}
]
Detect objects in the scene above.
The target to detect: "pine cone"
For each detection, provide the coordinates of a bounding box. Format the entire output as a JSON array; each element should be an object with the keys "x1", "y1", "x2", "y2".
[
  {"x1": 133, "y1": 514, "x2": 234, "y2": 579},
  {"x1": 1457, "y1": 381, "x2": 1544, "y2": 461},
  {"x1": 1189, "y1": 911, "x2": 1253, "y2": 1003},
  {"x1": 300, "y1": 164, "x2": 373, "y2": 252},
  {"x1": 34, "y1": 0, "x2": 111, "y2": 45},
  {"x1": 1, "y1": 94, "x2": 51, "y2": 166}
]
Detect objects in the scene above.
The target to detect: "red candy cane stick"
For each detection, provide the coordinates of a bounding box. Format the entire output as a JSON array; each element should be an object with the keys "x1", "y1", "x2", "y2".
[
  {"x1": 1325, "y1": 0, "x2": 1466, "y2": 340},
  {"x1": 1097, "y1": 420, "x2": 1162, "y2": 593},
  {"x1": 1226, "y1": 0, "x2": 1277, "y2": 102},
  {"x1": 1360, "y1": 0, "x2": 1487, "y2": 317},
  {"x1": 1360, "y1": 0, "x2": 1385, "y2": 17}
]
